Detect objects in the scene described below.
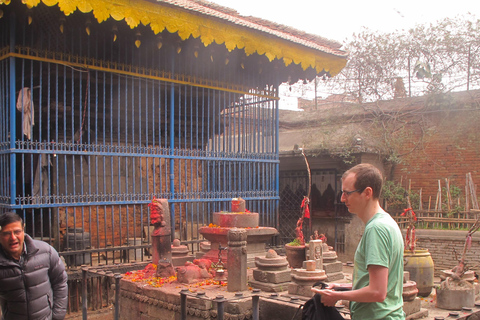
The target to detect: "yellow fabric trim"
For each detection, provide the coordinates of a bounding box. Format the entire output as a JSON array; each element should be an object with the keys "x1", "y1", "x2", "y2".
[{"x1": 5, "y1": 0, "x2": 347, "y2": 75}]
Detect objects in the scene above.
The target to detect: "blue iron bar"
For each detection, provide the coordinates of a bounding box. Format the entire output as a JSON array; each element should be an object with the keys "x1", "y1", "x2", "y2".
[
  {"x1": 9, "y1": 14, "x2": 16, "y2": 204},
  {"x1": 6, "y1": 195, "x2": 280, "y2": 209},
  {"x1": 169, "y1": 47, "x2": 176, "y2": 234},
  {"x1": 5, "y1": 149, "x2": 279, "y2": 162}
]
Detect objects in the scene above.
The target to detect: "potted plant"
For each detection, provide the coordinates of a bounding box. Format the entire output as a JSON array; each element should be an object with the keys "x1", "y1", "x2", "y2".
[
  {"x1": 285, "y1": 196, "x2": 309, "y2": 268},
  {"x1": 285, "y1": 148, "x2": 311, "y2": 268}
]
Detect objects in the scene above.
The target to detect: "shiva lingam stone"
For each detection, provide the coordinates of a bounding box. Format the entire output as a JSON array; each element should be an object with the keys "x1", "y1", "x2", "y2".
[
  {"x1": 288, "y1": 261, "x2": 327, "y2": 297},
  {"x1": 249, "y1": 249, "x2": 292, "y2": 292},
  {"x1": 402, "y1": 271, "x2": 424, "y2": 317},
  {"x1": 171, "y1": 239, "x2": 194, "y2": 267},
  {"x1": 403, "y1": 280, "x2": 419, "y2": 301},
  {"x1": 198, "y1": 199, "x2": 278, "y2": 267}
]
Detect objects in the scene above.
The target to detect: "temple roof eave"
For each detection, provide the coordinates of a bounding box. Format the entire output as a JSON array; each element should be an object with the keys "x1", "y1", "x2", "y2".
[{"x1": 1, "y1": 0, "x2": 347, "y2": 76}]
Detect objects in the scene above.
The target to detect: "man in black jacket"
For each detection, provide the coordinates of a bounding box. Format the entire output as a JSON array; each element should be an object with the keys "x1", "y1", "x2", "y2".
[{"x1": 0, "y1": 211, "x2": 68, "y2": 320}]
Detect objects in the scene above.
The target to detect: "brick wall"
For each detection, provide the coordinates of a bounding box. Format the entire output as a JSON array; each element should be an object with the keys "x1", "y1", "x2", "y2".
[
  {"x1": 390, "y1": 92, "x2": 480, "y2": 211},
  {"x1": 410, "y1": 229, "x2": 480, "y2": 276}
]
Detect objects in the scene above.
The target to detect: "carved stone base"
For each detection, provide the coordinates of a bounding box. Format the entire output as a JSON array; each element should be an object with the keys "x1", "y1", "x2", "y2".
[
  {"x1": 249, "y1": 280, "x2": 291, "y2": 292},
  {"x1": 253, "y1": 269, "x2": 292, "y2": 284}
]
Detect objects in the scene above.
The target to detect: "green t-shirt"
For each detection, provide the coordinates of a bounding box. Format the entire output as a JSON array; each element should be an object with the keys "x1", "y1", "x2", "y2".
[{"x1": 350, "y1": 212, "x2": 405, "y2": 320}]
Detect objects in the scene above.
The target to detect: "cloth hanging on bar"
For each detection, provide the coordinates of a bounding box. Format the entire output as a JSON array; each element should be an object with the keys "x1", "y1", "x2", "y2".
[{"x1": 16, "y1": 87, "x2": 35, "y2": 140}]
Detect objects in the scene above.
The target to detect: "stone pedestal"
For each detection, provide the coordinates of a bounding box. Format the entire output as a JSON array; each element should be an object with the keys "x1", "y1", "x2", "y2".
[
  {"x1": 171, "y1": 239, "x2": 194, "y2": 266},
  {"x1": 227, "y1": 228, "x2": 248, "y2": 292},
  {"x1": 403, "y1": 298, "x2": 423, "y2": 317},
  {"x1": 250, "y1": 249, "x2": 291, "y2": 292}
]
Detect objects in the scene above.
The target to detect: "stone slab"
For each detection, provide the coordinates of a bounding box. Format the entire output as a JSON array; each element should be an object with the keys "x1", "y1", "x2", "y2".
[
  {"x1": 253, "y1": 268, "x2": 292, "y2": 284},
  {"x1": 249, "y1": 280, "x2": 291, "y2": 292},
  {"x1": 324, "y1": 261, "x2": 343, "y2": 273},
  {"x1": 405, "y1": 309, "x2": 428, "y2": 320},
  {"x1": 288, "y1": 283, "x2": 315, "y2": 298},
  {"x1": 326, "y1": 272, "x2": 344, "y2": 282},
  {"x1": 403, "y1": 297, "x2": 422, "y2": 316}
]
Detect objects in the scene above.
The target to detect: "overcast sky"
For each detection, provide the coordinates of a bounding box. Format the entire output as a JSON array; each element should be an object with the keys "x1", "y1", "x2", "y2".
[{"x1": 210, "y1": 0, "x2": 480, "y2": 43}]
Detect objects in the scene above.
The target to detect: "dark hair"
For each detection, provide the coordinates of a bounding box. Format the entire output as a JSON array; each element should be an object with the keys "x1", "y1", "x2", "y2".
[
  {"x1": 0, "y1": 211, "x2": 23, "y2": 229},
  {"x1": 342, "y1": 163, "x2": 383, "y2": 199}
]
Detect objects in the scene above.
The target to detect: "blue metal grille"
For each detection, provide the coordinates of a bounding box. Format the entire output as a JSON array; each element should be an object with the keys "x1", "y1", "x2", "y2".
[{"x1": 0, "y1": 6, "x2": 279, "y2": 266}]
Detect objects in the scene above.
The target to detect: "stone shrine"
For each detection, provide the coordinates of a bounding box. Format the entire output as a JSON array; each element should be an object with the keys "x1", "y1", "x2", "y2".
[
  {"x1": 198, "y1": 200, "x2": 278, "y2": 267},
  {"x1": 171, "y1": 239, "x2": 194, "y2": 266},
  {"x1": 249, "y1": 249, "x2": 292, "y2": 292}
]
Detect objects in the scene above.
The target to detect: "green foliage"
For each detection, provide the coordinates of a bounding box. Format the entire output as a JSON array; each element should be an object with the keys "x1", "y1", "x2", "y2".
[
  {"x1": 382, "y1": 180, "x2": 419, "y2": 213},
  {"x1": 320, "y1": 14, "x2": 480, "y2": 102},
  {"x1": 288, "y1": 238, "x2": 303, "y2": 246},
  {"x1": 441, "y1": 184, "x2": 465, "y2": 214}
]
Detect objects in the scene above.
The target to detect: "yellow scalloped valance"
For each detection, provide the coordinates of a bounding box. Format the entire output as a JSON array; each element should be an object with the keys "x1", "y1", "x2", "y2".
[{"x1": 1, "y1": 0, "x2": 347, "y2": 76}]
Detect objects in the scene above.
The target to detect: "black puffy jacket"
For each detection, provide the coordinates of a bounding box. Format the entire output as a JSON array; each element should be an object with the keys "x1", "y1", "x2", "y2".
[{"x1": 0, "y1": 235, "x2": 68, "y2": 320}]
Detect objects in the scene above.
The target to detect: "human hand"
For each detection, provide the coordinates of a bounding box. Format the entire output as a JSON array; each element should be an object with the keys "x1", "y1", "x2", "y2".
[{"x1": 311, "y1": 286, "x2": 339, "y2": 307}]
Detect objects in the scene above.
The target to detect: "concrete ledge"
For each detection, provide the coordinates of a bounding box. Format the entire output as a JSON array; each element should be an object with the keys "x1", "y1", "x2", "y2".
[{"x1": 404, "y1": 229, "x2": 480, "y2": 242}]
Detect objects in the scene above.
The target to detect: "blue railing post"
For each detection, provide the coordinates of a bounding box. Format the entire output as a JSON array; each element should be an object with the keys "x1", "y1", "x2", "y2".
[
  {"x1": 82, "y1": 266, "x2": 88, "y2": 320},
  {"x1": 169, "y1": 46, "x2": 176, "y2": 238},
  {"x1": 180, "y1": 288, "x2": 189, "y2": 320},
  {"x1": 9, "y1": 11, "x2": 16, "y2": 206},
  {"x1": 252, "y1": 289, "x2": 260, "y2": 320},
  {"x1": 114, "y1": 273, "x2": 122, "y2": 320}
]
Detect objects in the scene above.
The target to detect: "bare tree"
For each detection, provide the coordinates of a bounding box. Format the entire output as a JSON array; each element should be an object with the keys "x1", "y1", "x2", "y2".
[{"x1": 318, "y1": 14, "x2": 480, "y2": 102}]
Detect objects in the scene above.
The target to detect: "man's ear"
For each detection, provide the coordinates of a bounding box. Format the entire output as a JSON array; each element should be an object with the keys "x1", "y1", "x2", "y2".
[{"x1": 364, "y1": 187, "x2": 374, "y2": 198}]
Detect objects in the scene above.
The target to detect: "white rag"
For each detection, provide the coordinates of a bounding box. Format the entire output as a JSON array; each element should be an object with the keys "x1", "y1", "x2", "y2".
[{"x1": 16, "y1": 87, "x2": 35, "y2": 140}]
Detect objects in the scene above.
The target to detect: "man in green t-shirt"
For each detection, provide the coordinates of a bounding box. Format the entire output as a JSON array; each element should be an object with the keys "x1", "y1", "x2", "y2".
[{"x1": 312, "y1": 163, "x2": 405, "y2": 320}]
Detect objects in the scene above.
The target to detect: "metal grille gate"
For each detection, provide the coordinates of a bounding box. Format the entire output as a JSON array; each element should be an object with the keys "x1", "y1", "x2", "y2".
[
  {"x1": 279, "y1": 168, "x2": 347, "y2": 252},
  {"x1": 0, "y1": 4, "x2": 279, "y2": 270}
]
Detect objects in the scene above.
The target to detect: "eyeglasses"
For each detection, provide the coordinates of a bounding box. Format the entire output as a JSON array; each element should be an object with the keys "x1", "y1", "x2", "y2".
[
  {"x1": 341, "y1": 189, "x2": 362, "y2": 197},
  {"x1": 0, "y1": 229, "x2": 23, "y2": 238}
]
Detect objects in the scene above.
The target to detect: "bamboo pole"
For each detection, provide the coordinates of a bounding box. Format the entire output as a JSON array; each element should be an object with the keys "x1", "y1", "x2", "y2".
[
  {"x1": 465, "y1": 178, "x2": 470, "y2": 213},
  {"x1": 419, "y1": 188, "x2": 423, "y2": 211},
  {"x1": 445, "y1": 178, "x2": 451, "y2": 212},
  {"x1": 437, "y1": 180, "x2": 442, "y2": 228}
]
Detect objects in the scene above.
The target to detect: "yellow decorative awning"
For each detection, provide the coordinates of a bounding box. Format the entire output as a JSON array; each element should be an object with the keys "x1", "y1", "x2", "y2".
[{"x1": 1, "y1": 0, "x2": 347, "y2": 76}]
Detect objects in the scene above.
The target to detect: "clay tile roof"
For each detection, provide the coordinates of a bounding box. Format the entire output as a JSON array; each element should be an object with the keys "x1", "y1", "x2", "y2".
[{"x1": 157, "y1": 0, "x2": 347, "y2": 58}]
